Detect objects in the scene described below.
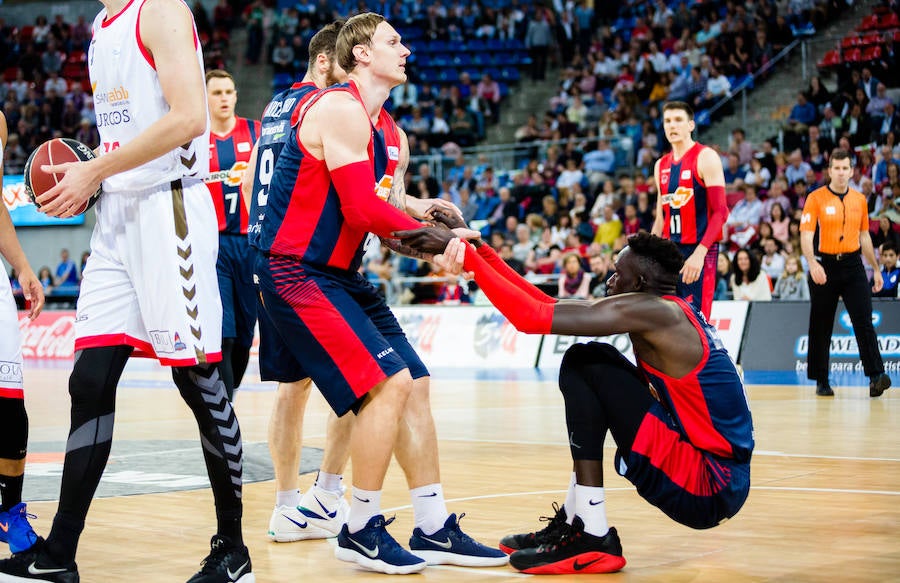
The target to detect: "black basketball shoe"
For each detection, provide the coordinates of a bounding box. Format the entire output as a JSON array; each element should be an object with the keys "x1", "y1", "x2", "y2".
[
  {"x1": 509, "y1": 516, "x2": 626, "y2": 575},
  {"x1": 185, "y1": 535, "x2": 253, "y2": 583},
  {"x1": 0, "y1": 537, "x2": 79, "y2": 582},
  {"x1": 498, "y1": 502, "x2": 569, "y2": 554}
]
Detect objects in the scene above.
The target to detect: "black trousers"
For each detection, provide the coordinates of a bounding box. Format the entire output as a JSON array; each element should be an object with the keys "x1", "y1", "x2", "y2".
[{"x1": 807, "y1": 253, "x2": 884, "y2": 381}]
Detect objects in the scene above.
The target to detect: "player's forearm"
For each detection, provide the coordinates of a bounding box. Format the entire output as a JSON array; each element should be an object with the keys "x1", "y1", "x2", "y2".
[
  {"x1": 700, "y1": 185, "x2": 728, "y2": 248},
  {"x1": 464, "y1": 243, "x2": 555, "y2": 334},
  {"x1": 474, "y1": 244, "x2": 556, "y2": 304},
  {"x1": 92, "y1": 109, "x2": 206, "y2": 184},
  {"x1": 0, "y1": 205, "x2": 32, "y2": 275},
  {"x1": 331, "y1": 161, "x2": 421, "y2": 238}
]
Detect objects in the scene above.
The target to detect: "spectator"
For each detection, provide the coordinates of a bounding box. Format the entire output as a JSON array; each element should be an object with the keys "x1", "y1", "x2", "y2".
[
  {"x1": 774, "y1": 255, "x2": 810, "y2": 300},
  {"x1": 593, "y1": 204, "x2": 622, "y2": 249},
  {"x1": 476, "y1": 73, "x2": 501, "y2": 123},
  {"x1": 583, "y1": 139, "x2": 616, "y2": 188},
  {"x1": 873, "y1": 241, "x2": 899, "y2": 298},
  {"x1": 37, "y1": 266, "x2": 53, "y2": 291},
  {"x1": 727, "y1": 184, "x2": 764, "y2": 248},
  {"x1": 430, "y1": 106, "x2": 450, "y2": 135},
  {"x1": 437, "y1": 277, "x2": 471, "y2": 304},
  {"x1": 730, "y1": 248, "x2": 772, "y2": 301},
  {"x1": 874, "y1": 102, "x2": 900, "y2": 145},
  {"x1": 525, "y1": 9, "x2": 553, "y2": 81},
  {"x1": 785, "y1": 150, "x2": 813, "y2": 186},
  {"x1": 729, "y1": 128, "x2": 753, "y2": 166},
  {"x1": 743, "y1": 156, "x2": 771, "y2": 190},
  {"x1": 53, "y1": 248, "x2": 79, "y2": 287},
  {"x1": 769, "y1": 202, "x2": 790, "y2": 245},
  {"x1": 759, "y1": 237, "x2": 785, "y2": 282},
  {"x1": 872, "y1": 217, "x2": 900, "y2": 250},
  {"x1": 587, "y1": 252, "x2": 613, "y2": 298},
  {"x1": 874, "y1": 144, "x2": 900, "y2": 186},
  {"x1": 723, "y1": 152, "x2": 745, "y2": 190},
  {"x1": 715, "y1": 252, "x2": 732, "y2": 300},
  {"x1": 557, "y1": 252, "x2": 591, "y2": 299}
]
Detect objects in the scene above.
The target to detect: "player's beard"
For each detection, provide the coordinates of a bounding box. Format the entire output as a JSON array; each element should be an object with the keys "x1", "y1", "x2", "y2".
[{"x1": 325, "y1": 63, "x2": 340, "y2": 87}]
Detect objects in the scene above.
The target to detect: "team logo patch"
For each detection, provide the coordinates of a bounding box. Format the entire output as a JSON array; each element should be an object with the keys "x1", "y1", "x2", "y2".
[
  {"x1": 681, "y1": 169, "x2": 692, "y2": 180},
  {"x1": 387, "y1": 146, "x2": 400, "y2": 160},
  {"x1": 660, "y1": 172, "x2": 669, "y2": 186},
  {"x1": 374, "y1": 175, "x2": 393, "y2": 201},
  {"x1": 825, "y1": 206, "x2": 836, "y2": 215},
  {"x1": 237, "y1": 141, "x2": 252, "y2": 153},
  {"x1": 173, "y1": 333, "x2": 187, "y2": 352},
  {"x1": 661, "y1": 186, "x2": 695, "y2": 209}
]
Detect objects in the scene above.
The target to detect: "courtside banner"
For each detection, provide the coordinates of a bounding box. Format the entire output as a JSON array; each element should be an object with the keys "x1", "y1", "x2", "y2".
[
  {"x1": 740, "y1": 299, "x2": 900, "y2": 373},
  {"x1": 18, "y1": 311, "x2": 76, "y2": 359},
  {"x1": 393, "y1": 306, "x2": 542, "y2": 368},
  {"x1": 536, "y1": 300, "x2": 748, "y2": 368},
  {"x1": 3, "y1": 174, "x2": 86, "y2": 226}
]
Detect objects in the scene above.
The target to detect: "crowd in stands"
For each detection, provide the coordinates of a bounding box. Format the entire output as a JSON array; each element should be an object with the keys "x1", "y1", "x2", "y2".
[
  {"x1": 3, "y1": 1, "x2": 899, "y2": 306},
  {"x1": 9, "y1": 248, "x2": 89, "y2": 308}
]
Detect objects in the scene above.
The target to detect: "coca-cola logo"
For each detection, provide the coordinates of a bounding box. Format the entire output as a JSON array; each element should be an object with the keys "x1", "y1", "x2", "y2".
[{"x1": 18, "y1": 312, "x2": 76, "y2": 359}]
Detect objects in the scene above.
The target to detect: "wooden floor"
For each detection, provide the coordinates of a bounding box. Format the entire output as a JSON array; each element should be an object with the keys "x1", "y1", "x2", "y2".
[{"x1": 13, "y1": 363, "x2": 900, "y2": 582}]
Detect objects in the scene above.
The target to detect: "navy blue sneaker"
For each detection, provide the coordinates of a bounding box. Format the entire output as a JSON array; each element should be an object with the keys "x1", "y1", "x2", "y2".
[
  {"x1": 409, "y1": 513, "x2": 508, "y2": 567},
  {"x1": 0, "y1": 503, "x2": 39, "y2": 554},
  {"x1": 335, "y1": 515, "x2": 426, "y2": 574}
]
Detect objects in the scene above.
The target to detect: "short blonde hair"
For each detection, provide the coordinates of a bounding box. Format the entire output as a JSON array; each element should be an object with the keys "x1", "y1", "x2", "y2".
[{"x1": 336, "y1": 12, "x2": 385, "y2": 73}]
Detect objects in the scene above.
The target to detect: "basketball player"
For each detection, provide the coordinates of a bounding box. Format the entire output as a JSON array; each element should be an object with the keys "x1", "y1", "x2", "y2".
[
  {"x1": 205, "y1": 69, "x2": 260, "y2": 399},
  {"x1": 0, "y1": 110, "x2": 44, "y2": 556},
  {"x1": 396, "y1": 225, "x2": 754, "y2": 574},
  {"x1": 651, "y1": 101, "x2": 729, "y2": 319},
  {"x1": 0, "y1": 2, "x2": 253, "y2": 582},
  {"x1": 243, "y1": 20, "x2": 354, "y2": 543},
  {"x1": 255, "y1": 13, "x2": 504, "y2": 574}
]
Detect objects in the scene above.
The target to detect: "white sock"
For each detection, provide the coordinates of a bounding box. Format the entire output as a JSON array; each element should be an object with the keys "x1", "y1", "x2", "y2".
[
  {"x1": 347, "y1": 487, "x2": 382, "y2": 533},
  {"x1": 276, "y1": 489, "x2": 300, "y2": 508},
  {"x1": 563, "y1": 472, "x2": 577, "y2": 524},
  {"x1": 410, "y1": 483, "x2": 449, "y2": 535},
  {"x1": 574, "y1": 484, "x2": 609, "y2": 537},
  {"x1": 315, "y1": 471, "x2": 343, "y2": 493}
]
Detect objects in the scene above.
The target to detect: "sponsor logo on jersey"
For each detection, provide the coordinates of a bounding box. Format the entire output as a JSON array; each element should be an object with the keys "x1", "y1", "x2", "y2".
[
  {"x1": 387, "y1": 146, "x2": 400, "y2": 160},
  {"x1": 173, "y1": 332, "x2": 187, "y2": 352},
  {"x1": 661, "y1": 186, "x2": 694, "y2": 209},
  {"x1": 374, "y1": 175, "x2": 393, "y2": 201},
  {"x1": 263, "y1": 97, "x2": 298, "y2": 118},
  {"x1": 205, "y1": 161, "x2": 249, "y2": 186},
  {"x1": 94, "y1": 85, "x2": 130, "y2": 106},
  {"x1": 681, "y1": 169, "x2": 692, "y2": 180},
  {"x1": 0, "y1": 361, "x2": 23, "y2": 384},
  {"x1": 149, "y1": 330, "x2": 174, "y2": 354}
]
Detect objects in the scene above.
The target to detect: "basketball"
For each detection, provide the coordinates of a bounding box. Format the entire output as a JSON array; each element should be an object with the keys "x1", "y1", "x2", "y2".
[{"x1": 24, "y1": 138, "x2": 102, "y2": 215}]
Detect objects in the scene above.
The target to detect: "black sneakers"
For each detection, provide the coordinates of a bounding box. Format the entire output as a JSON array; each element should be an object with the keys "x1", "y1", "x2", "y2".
[
  {"x1": 498, "y1": 502, "x2": 569, "y2": 554},
  {"x1": 508, "y1": 516, "x2": 626, "y2": 575},
  {"x1": 869, "y1": 373, "x2": 891, "y2": 398},
  {"x1": 815, "y1": 380, "x2": 834, "y2": 397},
  {"x1": 186, "y1": 535, "x2": 253, "y2": 583},
  {"x1": 0, "y1": 537, "x2": 79, "y2": 583}
]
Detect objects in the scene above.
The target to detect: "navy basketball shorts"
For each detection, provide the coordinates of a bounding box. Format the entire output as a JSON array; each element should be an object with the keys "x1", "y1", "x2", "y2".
[
  {"x1": 614, "y1": 400, "x2": 750, "y2": 530},
  {"x1": 255, "y1": 253, "x2": 428, "y2": 416},
  {"x1": 676, "y1": 242, "x2": 718, "y2": 320},
  {"x1": 256, "y1": 294, "x2": 307, "y2": 383},
  {"x1": 217, "y1": 234, "x2": 257, "y2": 348}
]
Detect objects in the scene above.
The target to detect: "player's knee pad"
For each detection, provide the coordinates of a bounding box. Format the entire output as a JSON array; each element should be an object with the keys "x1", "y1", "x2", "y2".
[{"x1": 0, "y1": 397, "x2": 28, "y2": 460}]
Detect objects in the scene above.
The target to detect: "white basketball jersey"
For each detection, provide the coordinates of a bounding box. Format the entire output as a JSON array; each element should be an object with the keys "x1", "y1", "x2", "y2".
[{"x1": 89, "y1": 0, "x2": 209, "y2": 192}]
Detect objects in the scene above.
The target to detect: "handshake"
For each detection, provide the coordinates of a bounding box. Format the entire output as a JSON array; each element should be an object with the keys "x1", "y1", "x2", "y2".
[{"x1": 390, "y1": 207, "x2": 481, "y2": 273}]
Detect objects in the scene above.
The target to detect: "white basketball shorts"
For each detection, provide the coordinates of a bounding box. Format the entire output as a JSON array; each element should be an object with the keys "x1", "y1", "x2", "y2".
[
  {"x1": 75, "y1": 179, "x2": 223, "y2": 366},
  {"x1": 0, "y1": 279, "x2": 24, "y2": 398}
]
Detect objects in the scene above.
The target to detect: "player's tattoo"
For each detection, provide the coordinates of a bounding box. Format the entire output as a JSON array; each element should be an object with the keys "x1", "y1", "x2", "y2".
[{"x1": 386, "y1": 158, "x2": 408, "y2": 213}]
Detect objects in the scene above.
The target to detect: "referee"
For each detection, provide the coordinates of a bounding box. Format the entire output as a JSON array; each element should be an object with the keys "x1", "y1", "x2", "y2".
[{"x1": 800, "y1": 149, "x2": 891, "y2": 398}]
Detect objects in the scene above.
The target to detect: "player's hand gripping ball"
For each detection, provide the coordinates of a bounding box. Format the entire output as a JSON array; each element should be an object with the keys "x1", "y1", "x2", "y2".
[{"x1": 24, "y1": 138, "x2": 102, "y2": 214}]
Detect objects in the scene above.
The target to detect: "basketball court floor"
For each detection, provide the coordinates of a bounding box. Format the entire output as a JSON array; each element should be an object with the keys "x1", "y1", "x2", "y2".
[{"x1": 12, "y1": 360, "x2": 900, "y2": 581}]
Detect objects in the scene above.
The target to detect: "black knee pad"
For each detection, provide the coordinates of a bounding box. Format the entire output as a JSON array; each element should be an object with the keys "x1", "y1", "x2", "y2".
[{"x1": 0, "y1": 397, "x2": 28, "y2": 459}]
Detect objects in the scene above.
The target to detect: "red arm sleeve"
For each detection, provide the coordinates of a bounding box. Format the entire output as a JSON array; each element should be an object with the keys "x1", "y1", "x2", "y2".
[
  {"x1": 475, "y1": 244, "x2": 556, "y2": 304},
  {"x1": 330, "y1": 161, "x2": 421, "y2": 239},
  {"x1": 700, "y1": 184, "x2": 728, "y2": 249},
  {"x1": 464, "y1": 243, "x2": 555, "y2": 334}
]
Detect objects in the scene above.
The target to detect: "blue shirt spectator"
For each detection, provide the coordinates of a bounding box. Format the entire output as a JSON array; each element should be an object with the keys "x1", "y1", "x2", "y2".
[{"x1": 54, "y1": 249, "x2": 79, "y2": 286}]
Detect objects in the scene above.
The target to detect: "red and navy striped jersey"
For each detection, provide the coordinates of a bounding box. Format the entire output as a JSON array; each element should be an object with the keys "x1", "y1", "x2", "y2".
[
  {"x1": 248, "y1": 82, "x2": 318, "y2": 250},
  {"x1": 658, "y1": 142, "x2": 711, "y2": 245},
  {"x1": 258, "y1": 80, "x2": 402, "y2": 273},
  {"x1": 206, "y1": 116, "x2": 260, "y2": 234},
  {"x1": 636, "y1": 296, "x2": 754, "y2": 463}
]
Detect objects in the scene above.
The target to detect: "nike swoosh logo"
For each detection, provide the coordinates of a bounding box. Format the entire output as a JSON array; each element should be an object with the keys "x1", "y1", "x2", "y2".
[
  {"x1": 420, "y1": 535, "x2": 453, "y2": 549},
  {"x1": 28, "y1": 562, "x2": 68, "y2": 575},
  {"x1": 227, "y1": 559, "x2": 249, "y2": 581},
  {"x1": 573, "y1": 557, "x2": 603, "y2": 571},
  {"x1": 283, "y1": 514, "x2": 308, "y2": 528},
  {"x1": 353, "y1": 496, "x2": 371, "y2": 503},
  {"x1": 0, "y1": 522, "x2": 8, "y2": 533},
  {"x1": 418, "y1": 492, "x2": 438, "y2": 497},
  {"x1": 315, "y1": 496, "x2": 338, "y2": 518},
  {"x1": 349, "y1": 537, "x2": 379, "y2": 558},
  {"x1": 588, "y1": 499, "x2": 604, "y2": 506}
]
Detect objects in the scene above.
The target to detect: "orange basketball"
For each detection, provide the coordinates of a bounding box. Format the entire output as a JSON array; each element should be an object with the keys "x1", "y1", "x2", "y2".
[{"x1": 24, "y1": 138, "x2": 102, "y2": 215}]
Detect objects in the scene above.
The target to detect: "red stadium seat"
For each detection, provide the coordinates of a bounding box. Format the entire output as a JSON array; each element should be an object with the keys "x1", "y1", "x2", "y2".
[
  {"x1": 862, "y1": 45, "x2": 882, "y2": 64},
  {"x1": 2, "y1": 66, "x2": 18, "y2": 82},
  {"x1": 841, "y1": 35, "x2": 860, "y2": 49},
  {"x1": 879, "y1": 12, "x2": 899, "y2": 29},
  {"x1": 817, "y1": 49, "x2": 841, "y2": 69},
  {"x1": 843, "y1": 48, "x2": 863, "y2": 63},
  {"x1": 18, "y1": 25, "x2": 33, "y2": 41},
  {"x1": 856, "y1": 15, "x2": 879, "y2": 31}
]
